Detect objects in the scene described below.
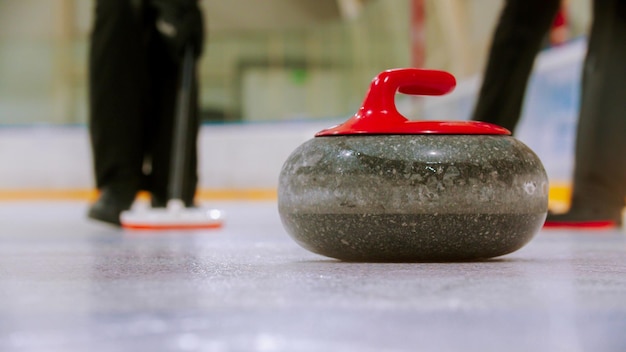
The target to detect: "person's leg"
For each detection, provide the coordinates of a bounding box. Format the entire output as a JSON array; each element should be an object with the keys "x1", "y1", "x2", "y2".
[
  {"x1": 88, "y1": 0, "x2": 149, "y2": 224},
  {"x1": 471, "y1": 0, "x2": 561, "y2": 133},
  {"x1": 143, "y1": 9, "x2": 200, "y2": 207},
  {"x1": 545, "y1": 0, "x2": 626, "y2": 227}
]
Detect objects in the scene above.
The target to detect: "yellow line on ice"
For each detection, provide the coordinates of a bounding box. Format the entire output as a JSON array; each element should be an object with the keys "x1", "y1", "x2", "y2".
[
  {"x1": 0, "y1": 188, "x2": 278, "y2": 202},
  {"x1": 0, "y1": 184, "x2": 569, "y2": 206}
]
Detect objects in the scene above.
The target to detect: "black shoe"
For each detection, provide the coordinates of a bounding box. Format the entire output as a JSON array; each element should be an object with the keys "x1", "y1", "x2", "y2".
[
  {"x1": 544, "y1": 207, "x2": 622, "y2": 229},
  {"x1": 88, "y1": 187, "x2": 136, "y2": 226}
]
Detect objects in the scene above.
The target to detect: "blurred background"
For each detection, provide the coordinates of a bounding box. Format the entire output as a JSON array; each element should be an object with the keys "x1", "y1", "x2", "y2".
[
  {"x1": 0, "y1": 0, "x2": 591, "y2": 124},
  {"x1": 0, "y1": 0, "x2": 592, "y2": 204}
]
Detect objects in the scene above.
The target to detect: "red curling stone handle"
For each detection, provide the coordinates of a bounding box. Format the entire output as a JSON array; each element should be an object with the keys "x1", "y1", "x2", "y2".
[{"x1": 316, "y1": 68, "x2": 509, "y2": 136}]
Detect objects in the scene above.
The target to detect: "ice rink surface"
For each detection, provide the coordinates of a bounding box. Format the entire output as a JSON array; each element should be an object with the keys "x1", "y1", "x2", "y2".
[{"x1": 1, "y1": 200, "x2": 625, "y2": 352}]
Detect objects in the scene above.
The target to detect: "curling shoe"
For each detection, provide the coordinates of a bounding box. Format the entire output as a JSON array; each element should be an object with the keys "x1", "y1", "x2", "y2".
[
  {"x1": 543, "y1": 207, "x2": 623, "y2": 229},
  {"x1": 88, "y1": 187, "x2": 136, "y2": 226}
]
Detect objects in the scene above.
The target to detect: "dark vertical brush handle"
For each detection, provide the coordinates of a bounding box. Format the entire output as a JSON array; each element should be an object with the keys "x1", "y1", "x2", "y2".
[{"x1": 168, "y1": 46, "x2": 195, "y2": 202}]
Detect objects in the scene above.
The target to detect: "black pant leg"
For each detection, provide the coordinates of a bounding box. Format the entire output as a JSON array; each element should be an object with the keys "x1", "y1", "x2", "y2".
[
  {"x1": 570, "y1": 0, "x2": 626, "y2": 215},
  {"x1": 89, "y1": 0, "x2": 148, "y2": 191},
  {"x1": 471, "y1": 0, "x2": 561, "y2": 133},
  {"x1": 144, "y1": 25, "x2": 200, "y2": 206}
]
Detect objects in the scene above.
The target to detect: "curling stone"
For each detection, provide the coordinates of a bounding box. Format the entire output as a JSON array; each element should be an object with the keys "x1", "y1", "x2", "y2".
[{"x1": 278, "y1": 68, "x2": 548, "y2": 262}]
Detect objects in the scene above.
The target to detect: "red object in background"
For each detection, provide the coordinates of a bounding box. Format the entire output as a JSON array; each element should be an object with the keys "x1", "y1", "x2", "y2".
[
  {"x1": 550, "y1": 3, "x2": 570, "y2": 46},
  {"x1": 410, "y1": 0, "x2": 426, "y2": 67},
  {"x1": 553, "y1": 8, "x2": 567, "y2": 28}
]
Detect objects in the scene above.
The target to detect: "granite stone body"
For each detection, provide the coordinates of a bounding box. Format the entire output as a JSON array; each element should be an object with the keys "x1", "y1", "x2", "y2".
[{"x1": 278, "y1": 134, "x2": 549, "y2": 262}]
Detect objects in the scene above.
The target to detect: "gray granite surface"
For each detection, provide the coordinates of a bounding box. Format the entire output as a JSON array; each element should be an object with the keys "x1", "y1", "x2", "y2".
[{"x1": 279, "y1": 135, "x2": 548, "y2": 261}]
